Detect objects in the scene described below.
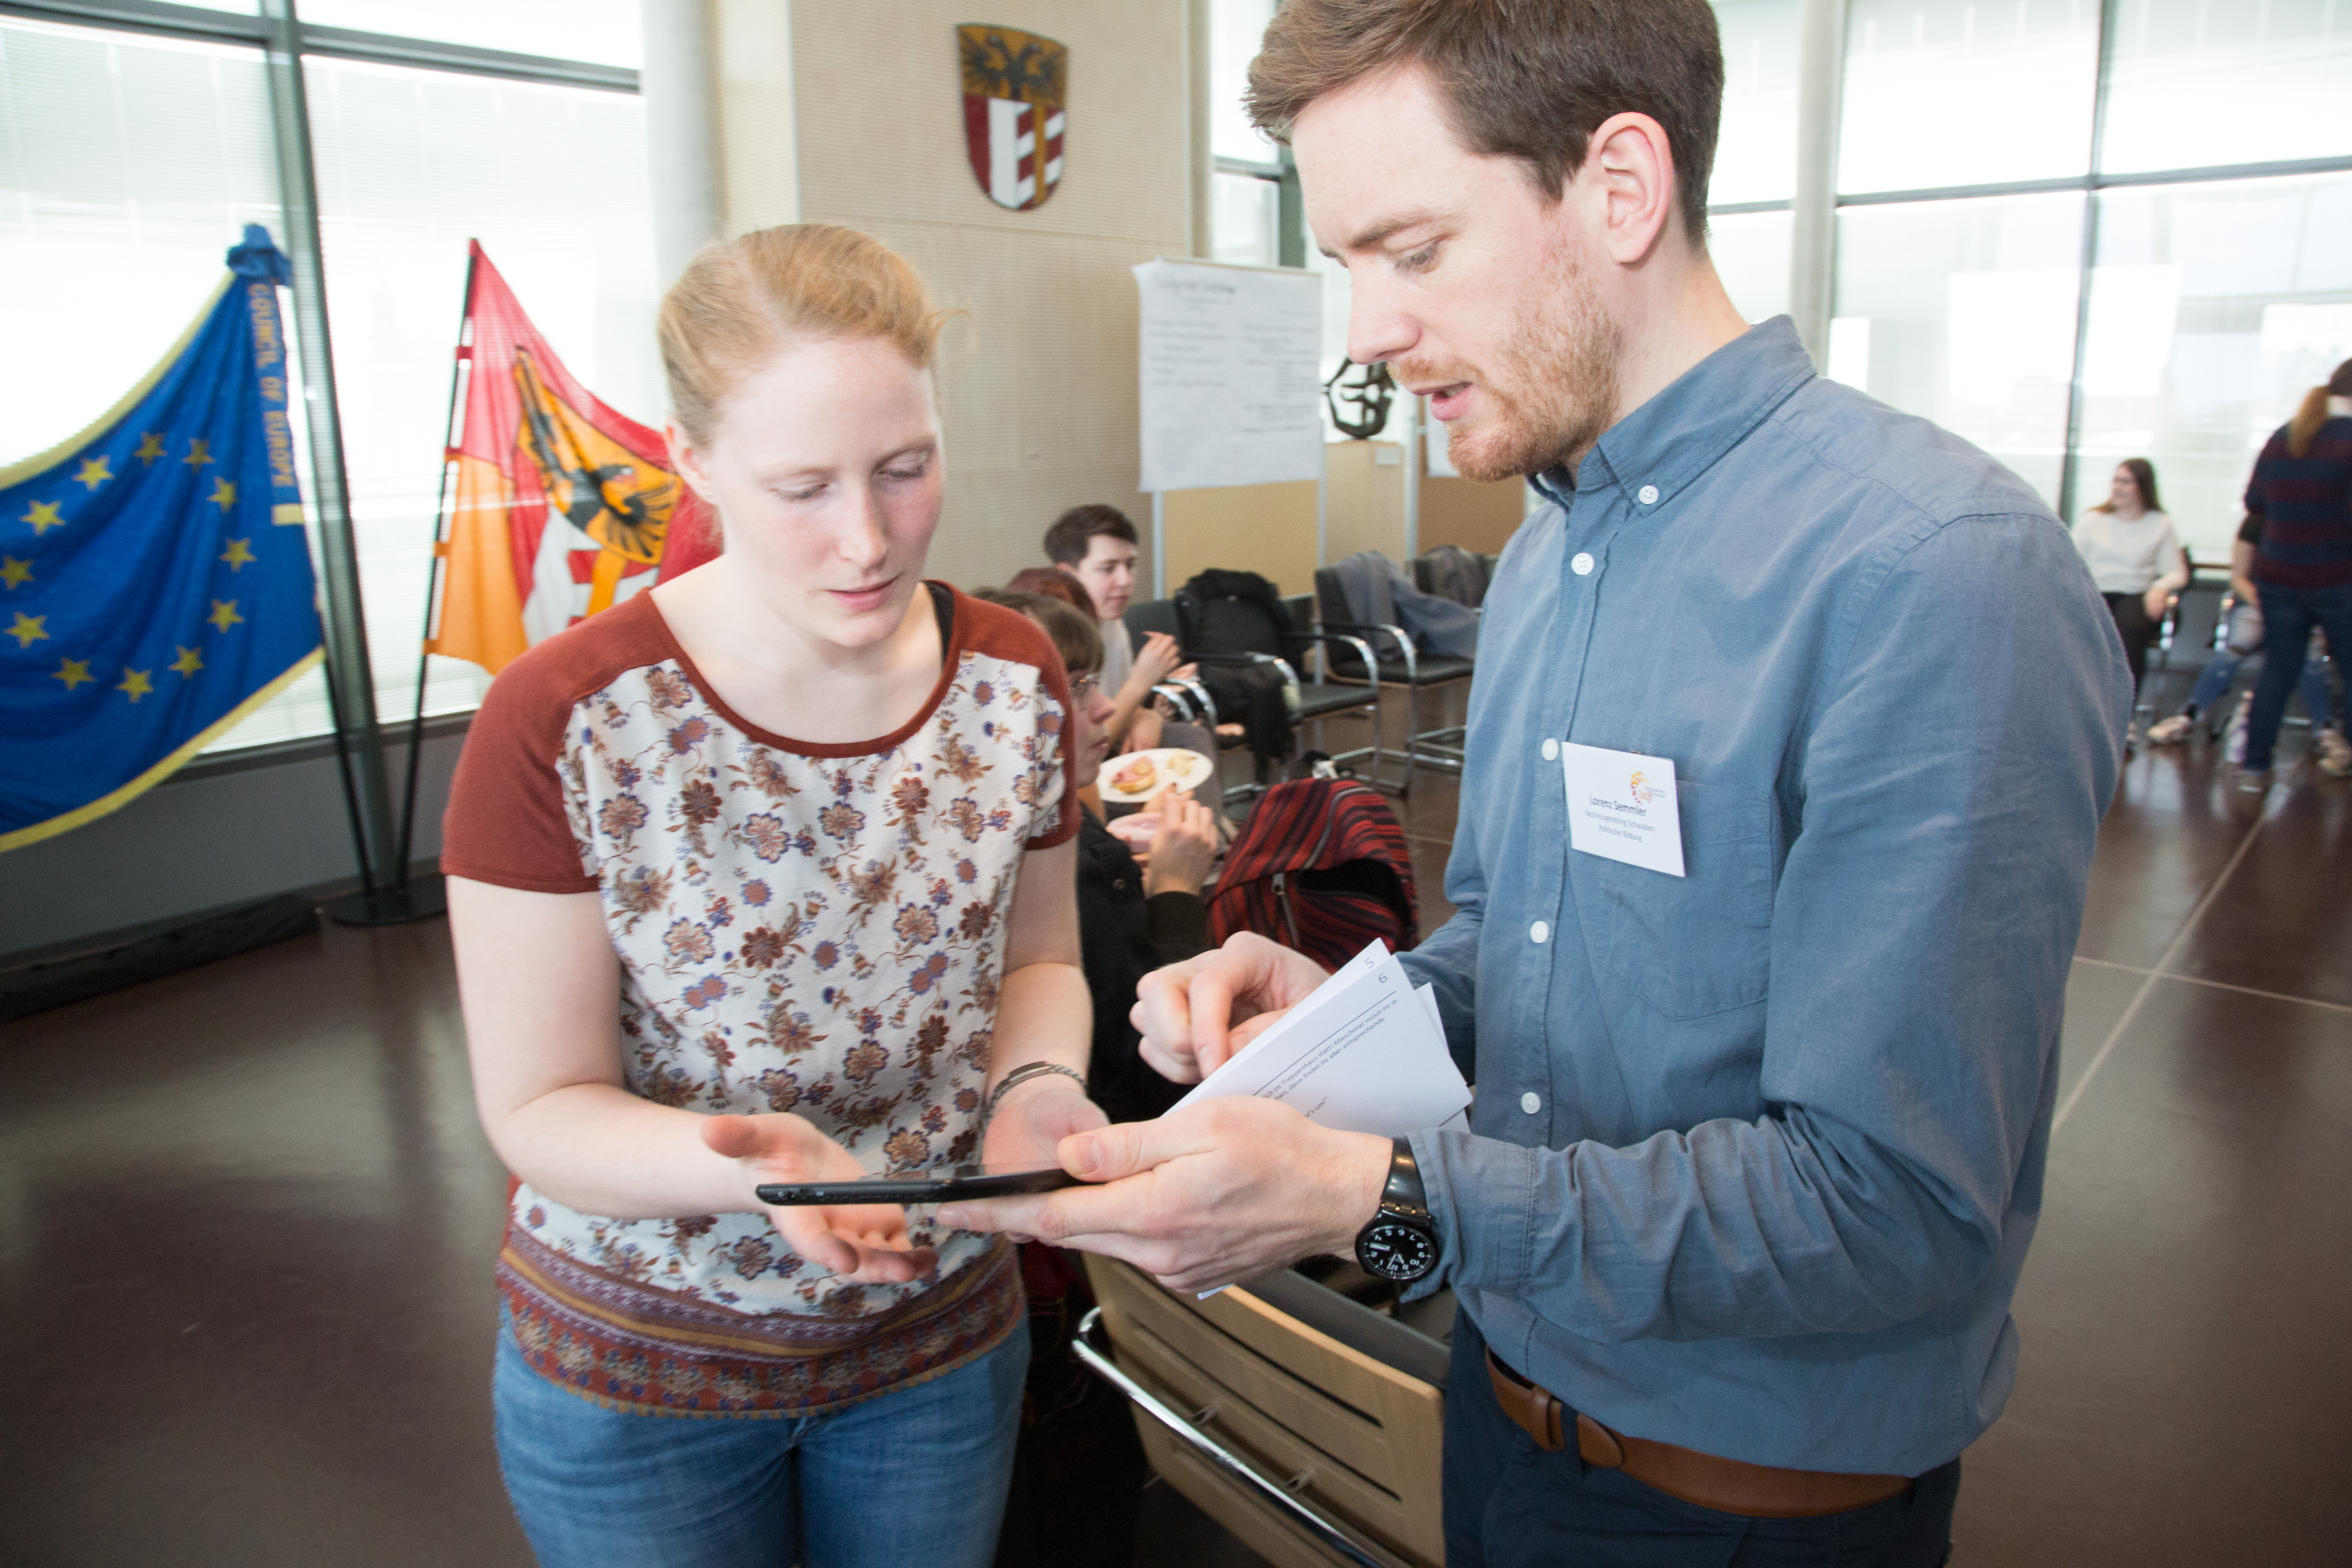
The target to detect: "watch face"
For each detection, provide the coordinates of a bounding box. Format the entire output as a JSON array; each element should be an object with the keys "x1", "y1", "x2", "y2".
[{"x1": 1358, "y1": 1220, "x2": 1437, "y2": 1282}]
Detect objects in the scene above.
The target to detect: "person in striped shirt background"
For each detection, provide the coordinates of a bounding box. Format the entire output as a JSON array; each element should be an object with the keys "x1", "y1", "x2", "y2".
[{"x1": 2236, "y1": 358, "x2": 2352, "y2": 786}]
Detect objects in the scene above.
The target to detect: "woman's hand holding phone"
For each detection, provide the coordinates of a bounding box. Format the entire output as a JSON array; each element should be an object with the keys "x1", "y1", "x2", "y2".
[
  {"x1": 701, "y1": 1112, "x2": 939, "y2": 1285},
  {"x1": 976, "y1": 1076, "x2": 1109, "y2": 1243}
]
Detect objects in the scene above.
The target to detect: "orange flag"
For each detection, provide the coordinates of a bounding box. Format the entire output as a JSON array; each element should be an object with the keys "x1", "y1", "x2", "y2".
[{"x1": 428, "y1": 242, "x2": 716, "y2": 673}]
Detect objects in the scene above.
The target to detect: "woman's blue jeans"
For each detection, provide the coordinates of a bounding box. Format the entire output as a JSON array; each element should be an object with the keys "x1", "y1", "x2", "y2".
[
  {"x1": 493, "y1": 1314, "x2": 1028, "y2": 1568},
  {"x1": 2244, "y1": 582, "x2": 2352, "y2": 771},
  {"x1": 2180, "y1": 642, "x2": 2332, "y2": 728}
]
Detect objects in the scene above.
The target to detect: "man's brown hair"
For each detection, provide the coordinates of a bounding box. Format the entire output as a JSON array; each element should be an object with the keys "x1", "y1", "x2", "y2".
[
  {"x1": 1042, "y1": 503, "x2": 1139, "y2": 568},
  {"x1": 1246, "y1": 0, "x2": 1724, "y2": 246}
]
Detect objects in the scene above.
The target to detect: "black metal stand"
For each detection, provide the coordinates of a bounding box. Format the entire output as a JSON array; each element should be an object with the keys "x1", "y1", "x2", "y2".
[
  {"x1": 328, "y1": 873, "x2": 448, "y2": 926},
  {"x1": 326, "y1": 254, "x2": 474, "y2": 932}
]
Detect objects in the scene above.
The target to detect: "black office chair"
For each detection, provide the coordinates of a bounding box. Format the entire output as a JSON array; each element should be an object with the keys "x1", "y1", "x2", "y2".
[
  {"x1": 1135, "y1": 588, "x2": 1384, "y2": 802},
  {"x1": 1312, "y1": 566, "x2": 1474, "y2": 796},
  {"x1": 1410, "y1": 546, "x2": 1490, "y2": 608},
  {"x1": 1122, "y1": 597, "x2": 1218, "y2": 728},
  {"x1": 2146, "y1": 572, "x2": 2229, "y2": 721}
]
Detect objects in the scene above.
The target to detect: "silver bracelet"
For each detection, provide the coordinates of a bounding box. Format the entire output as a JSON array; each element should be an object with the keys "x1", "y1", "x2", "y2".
[{"x1": 985, "y1": 1062, "x2": 1087, "y2": 1123}]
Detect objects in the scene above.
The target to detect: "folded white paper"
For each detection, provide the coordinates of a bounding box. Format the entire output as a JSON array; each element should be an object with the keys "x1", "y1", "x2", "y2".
[
  {"x1": 1174, "y1": 938, "x2": 1471, "y2": 1137},
  {"x1": 1176, "y1": 939, "x2": 1471, "y2": 1297}
]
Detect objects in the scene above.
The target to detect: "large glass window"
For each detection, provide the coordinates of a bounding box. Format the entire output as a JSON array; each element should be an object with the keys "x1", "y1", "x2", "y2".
[
  {"x1": 1835, "y1": 193, "x2": 2086, "y2": 502},
  {"x1": 1209, "y1": 0, "x2": 1279, "y2": 164},
  {"x1": 0, "y1": 20, "x2": 281, "y2": 466},
  {"x1": 0, "y1": 7, "x2": 656, "y2": 754},
  {"x1": 0, "y1": 19, "x2": 328, "y2": 746},
  {"x1": 2074, "y1": 173, "x2": 2352, "y2": 558},
  {"x1": 1838, "y1": 0, "x2": 2100, "y2": 195},
  {"x1": 1709, "y1": 0, "x2": 1802, "y2": 205},
  {"x1": 1212, "y1": 171, "x2": 1279, "y2": 267},
  {"x1": 2100, "y1": 0, "x2": 2352, "y2": 176},
  {"x1": 296, "y1": 0, "x2": 643, "y2": 68},
  {"x1": 297, "y1": 56, "x2": 660, "y2": 735},
  {"x1": 1711, "y1": 209, "x2": 1795, "y2": 325}
]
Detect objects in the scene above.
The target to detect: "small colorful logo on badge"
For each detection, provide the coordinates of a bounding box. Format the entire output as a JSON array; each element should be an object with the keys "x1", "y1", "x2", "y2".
[{"x1": 1627, "y1": 769, "x2": 1655, "y2": 806}]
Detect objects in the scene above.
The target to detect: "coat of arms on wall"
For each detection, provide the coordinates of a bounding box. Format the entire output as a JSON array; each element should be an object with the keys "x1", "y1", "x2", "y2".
[{"x1": 958, "y1": 24, "x2": 1066, "y2": 211}]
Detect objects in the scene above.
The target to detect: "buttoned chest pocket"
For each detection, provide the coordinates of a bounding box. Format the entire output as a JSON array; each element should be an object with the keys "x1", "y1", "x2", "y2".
[{"x1": 1581, "y1": 781, "x2": 1775, "y2": 1019}]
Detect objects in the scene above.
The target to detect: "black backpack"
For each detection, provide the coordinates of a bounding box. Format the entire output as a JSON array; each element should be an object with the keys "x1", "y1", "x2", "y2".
[{"x1": 1173, "y1": 570, "x2": 1301, "y2": 769}]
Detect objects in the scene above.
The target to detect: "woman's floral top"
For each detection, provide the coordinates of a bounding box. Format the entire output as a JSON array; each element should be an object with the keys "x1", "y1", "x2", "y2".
[{"x1": 441, "y1": 584, "x2": 1074, "y2": 1415}]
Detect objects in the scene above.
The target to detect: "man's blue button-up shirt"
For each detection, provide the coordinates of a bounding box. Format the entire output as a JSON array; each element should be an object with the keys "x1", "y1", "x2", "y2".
[{"x1": 1401, "y1": 317, "x2": 2131, "y2": 1477}]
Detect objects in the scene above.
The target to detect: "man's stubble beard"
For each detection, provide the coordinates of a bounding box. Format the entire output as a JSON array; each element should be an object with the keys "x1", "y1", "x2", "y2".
[{"x1": 1411, "y1": 237, "x2": 1621, "y2": 484}]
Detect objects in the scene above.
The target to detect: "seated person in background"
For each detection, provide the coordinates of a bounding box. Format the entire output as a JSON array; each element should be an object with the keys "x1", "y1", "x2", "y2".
[
  {"x1": 984, "y1": 591, "x2": 1221, "y2": 1123},
  {"x1": 2146, "y1": 515, "x2": 2347, "y2": 774},
  {"x1": 2071, "y1": 458, "x2": 2188, "y2": 735},
  {"x1": 994, "y1": 568, "x2": 1226, "y2": 771},
  {"x1": 1044, "y1": 504, "x2": 1183, "y2": 753}
]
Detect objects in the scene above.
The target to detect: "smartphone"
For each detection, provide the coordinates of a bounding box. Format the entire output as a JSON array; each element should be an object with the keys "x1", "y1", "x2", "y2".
[{"x1": 754, "y1": 1164, "x2": 1080, "y2": 1206}]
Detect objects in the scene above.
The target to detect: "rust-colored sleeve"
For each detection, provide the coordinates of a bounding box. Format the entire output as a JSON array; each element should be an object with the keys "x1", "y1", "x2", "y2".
[{"x1": 439, "y1": 638, "x2": 606, "y2": 895}]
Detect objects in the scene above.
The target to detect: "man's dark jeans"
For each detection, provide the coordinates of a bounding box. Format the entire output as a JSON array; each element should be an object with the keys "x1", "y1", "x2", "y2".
[
  {"x1": 1442, "y1": 1312, "x2": 1960, "y2": 1568},
  {"x1": 2243, "y1": 580, "x2": 2352, "y2": 772}
]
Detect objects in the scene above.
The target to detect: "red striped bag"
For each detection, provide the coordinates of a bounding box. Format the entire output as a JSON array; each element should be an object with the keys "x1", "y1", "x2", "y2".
[{"x1": 1207, "y1": 779, "x2": 1418, "y2": 971}]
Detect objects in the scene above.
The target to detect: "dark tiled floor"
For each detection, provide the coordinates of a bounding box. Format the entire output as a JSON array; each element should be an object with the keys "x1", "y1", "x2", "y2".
[{"x1": 3, "y1": 724, "x2": 2347, "y2": 1566}]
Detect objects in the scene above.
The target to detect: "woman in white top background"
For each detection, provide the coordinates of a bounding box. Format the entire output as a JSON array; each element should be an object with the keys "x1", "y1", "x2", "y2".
[{"x1": 2073, "y1": 457, "x2": 2190, "y2": 718}]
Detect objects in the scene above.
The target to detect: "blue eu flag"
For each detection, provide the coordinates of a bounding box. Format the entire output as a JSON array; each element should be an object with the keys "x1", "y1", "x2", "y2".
[{"x1": 1, "y1": 225, "x2": 321, "y2": 851}]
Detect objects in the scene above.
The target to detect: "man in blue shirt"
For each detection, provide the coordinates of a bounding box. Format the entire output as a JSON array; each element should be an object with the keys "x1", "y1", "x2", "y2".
[{"x1": 947, "y1": 2, "x2": 2129, "y2": 1561}]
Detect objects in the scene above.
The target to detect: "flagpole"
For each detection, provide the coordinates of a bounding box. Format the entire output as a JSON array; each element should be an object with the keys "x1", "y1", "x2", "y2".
[
  {"x1": 261, "y1": 0, "x2": 440, "y2": 925},
  {"x1": 393, "y1": 244, "x2": 478, "y2": 884}
]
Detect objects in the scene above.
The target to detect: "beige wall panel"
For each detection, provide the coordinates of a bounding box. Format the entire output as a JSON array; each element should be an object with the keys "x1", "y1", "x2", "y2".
[
  {"x1": 1419, "y1": 474, "x2": 1527, "y2": 557},
  {"x1": 753, "y1": 0, "x2": 1193, "y2": 593},
  {"x1": 1323, "y1": 440, "x2": 1407, "y2": 564},
  {"x1": 789, "y1": 0, "x2": 1192, "y2": 247},
  {"x1": 1163, "y1": 481, "x2": 1319, "y2": 597},
  {"x1": 712, "y1": 0, "x2": 800, "y2": 232}
]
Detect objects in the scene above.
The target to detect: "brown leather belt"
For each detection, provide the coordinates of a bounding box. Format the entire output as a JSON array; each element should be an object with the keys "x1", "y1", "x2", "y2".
[{"x1": 1483, "y1": 1350, "x2": 1911, "y2": 1519}]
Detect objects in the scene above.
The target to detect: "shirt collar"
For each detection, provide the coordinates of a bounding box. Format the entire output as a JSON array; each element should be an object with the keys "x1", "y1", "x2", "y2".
[{"x1": 1530, "y1": 314, "x2": 1817, "y2": 515}]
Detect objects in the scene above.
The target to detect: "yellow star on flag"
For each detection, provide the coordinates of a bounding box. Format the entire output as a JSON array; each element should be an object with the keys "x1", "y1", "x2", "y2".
[
  {"x1": 220, "y1": 538, "x2": 257, "y2": 572},
  {"x1": 184, "y1": 438, "x2": 213, "y2": 467},
  {"x1": 209, "y1": 477, "x2": 238, "y2": 510},
  {"x1": 118, "y1": 666, "x2": 154, "y2": 702},
  {"x1": 1, "y1": 557, "x2": 30, "y2": 590},
  {"x1": 135, "y1": 431, "x2": 168, "y2": 465},
  {"x1": 22, "y1": 499, "x2": 64, "y2": 534},
  {"x1": 74, "y1": 455, "x2": 113, "y2": 491},
  {"x1": 207, "y1": 598, "x2": 244, "y2": 633},
  {"x1": 170, "y1": 645, "x2": 205, "y2": 677},
  {"x1": 7, "y1": 611, "x2": 48, "y2": 647},
  {"x1": 52, "y1": 656, "x2": 93, "y2": 691}
]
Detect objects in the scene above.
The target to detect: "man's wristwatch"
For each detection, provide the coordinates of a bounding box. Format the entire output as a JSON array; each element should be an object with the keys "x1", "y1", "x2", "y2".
[{"x1": 1354, "y1": 1138, "x2": 1440, "y2": 1283}]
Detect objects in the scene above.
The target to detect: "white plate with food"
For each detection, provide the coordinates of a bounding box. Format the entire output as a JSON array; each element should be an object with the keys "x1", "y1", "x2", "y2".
[{"x1": 1098, "y1": 747, "x2": 1215, "y2": 804}]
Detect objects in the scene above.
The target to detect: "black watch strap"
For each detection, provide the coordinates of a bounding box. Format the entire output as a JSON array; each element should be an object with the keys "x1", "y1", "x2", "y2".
[
  {"x1": 1353, "y1": 1137, "x2": 1440, "y2": 1284},
  {"x1": 1381, "y1": 1136, "x2": 1429, "y2": 1218}
]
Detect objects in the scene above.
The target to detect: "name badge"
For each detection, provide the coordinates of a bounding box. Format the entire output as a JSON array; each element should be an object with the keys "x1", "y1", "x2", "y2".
[{"x1": 1561, "y1": 742, "x2": 1686, "y2": 877}]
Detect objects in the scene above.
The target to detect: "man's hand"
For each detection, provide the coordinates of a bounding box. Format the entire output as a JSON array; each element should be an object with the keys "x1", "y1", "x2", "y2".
[
  {"x1": 1133, "y1": 630, "x2": 1184, "y2": 690},
  {"x1": 1131, "y1": 931, "x2": 1330, "y2": 1083},
  {"x1": 702, "y1": 1114, "x2": 938, "y2": 1284},
  {"x1": 938, "y1": 1097, "x2": 1391, "y2": 1294},
  {"x1": 1141, "y1": 790, "x2": 1220, "y2": 898}
]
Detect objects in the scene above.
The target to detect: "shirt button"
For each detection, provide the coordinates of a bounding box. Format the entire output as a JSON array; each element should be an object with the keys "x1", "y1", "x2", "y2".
[
  {"x1": 1638, "y1": 484, "x2": 1660, "y2": 506},
  {"x1": 1520, "y1": 1091, "x2": 1542, "y2": 1115},
  {"x1": 1571, "y1": 552, "x2": 1595, "y2": 576},
  {"x1": 1530, "y1": 920, "x2": 1549, "y2": 944},
  {"x1": 1541, "y1": 738, "x2": 1559, "y2": 761}
]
